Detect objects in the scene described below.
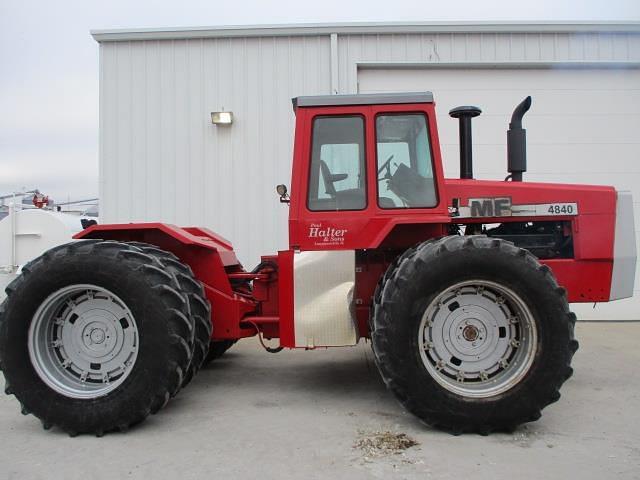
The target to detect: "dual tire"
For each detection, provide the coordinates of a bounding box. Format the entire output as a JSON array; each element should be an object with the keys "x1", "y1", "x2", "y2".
[{"x1": 0, "y1": 240, "x2": 212, "y2": 436}]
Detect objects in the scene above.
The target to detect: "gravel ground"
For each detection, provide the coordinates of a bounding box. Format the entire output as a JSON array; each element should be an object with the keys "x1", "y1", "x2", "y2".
[{"x1": 1, "y1": 322, "x2": 639, "y2": 480}]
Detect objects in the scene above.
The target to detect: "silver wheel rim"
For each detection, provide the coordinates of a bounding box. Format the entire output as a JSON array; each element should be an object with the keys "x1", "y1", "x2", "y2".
[
  {"x1": 418, "y1": 280, "x2": 537, "y2": 398},
  {"x1": 28, "y1": 284, "x2": 139, "y2": 399}
]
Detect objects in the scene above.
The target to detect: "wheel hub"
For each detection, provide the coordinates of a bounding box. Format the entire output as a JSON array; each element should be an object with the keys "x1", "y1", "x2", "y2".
[
  {"x1": 28, "y1": 285, "x2": 139, "y2": 399},
  {"x1": 89, "y1": 327, "x2": 105, "y2": 344},
  {"x1": 462, "y1": 324, "x2": 479, "y2": 342},
  {"x1": 419, "y1": 280, "x2": 537, "y2": 398}
]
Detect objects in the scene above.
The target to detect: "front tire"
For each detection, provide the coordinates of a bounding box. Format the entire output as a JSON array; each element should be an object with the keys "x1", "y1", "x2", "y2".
[
  {"x1": 371, "y1": 236, "x2": 578, "y2": 434},
  {"x1": 0, "y1": 240, "x2": 197, "y2": 435}
]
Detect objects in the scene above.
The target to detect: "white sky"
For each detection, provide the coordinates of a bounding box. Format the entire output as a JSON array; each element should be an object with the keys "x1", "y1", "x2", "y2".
[{"x1": 1, "y1": 0, "x2": 639, "y2": 202}]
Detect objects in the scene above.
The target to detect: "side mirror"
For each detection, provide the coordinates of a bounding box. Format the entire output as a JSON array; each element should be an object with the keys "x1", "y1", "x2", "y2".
[{"x1": 276, "y1": 184, "x2": 290, "y2": 204}]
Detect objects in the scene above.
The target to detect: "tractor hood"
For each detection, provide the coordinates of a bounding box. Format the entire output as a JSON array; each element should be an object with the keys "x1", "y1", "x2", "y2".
[{"x1": 444, "y1": 178, "x2": 616, "y2": 218}]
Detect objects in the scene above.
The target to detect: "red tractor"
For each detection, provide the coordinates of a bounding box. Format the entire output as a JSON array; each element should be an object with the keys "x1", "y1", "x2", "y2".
[{"x1": 0, "y1": 93, "x2": 636, "y2": 436}]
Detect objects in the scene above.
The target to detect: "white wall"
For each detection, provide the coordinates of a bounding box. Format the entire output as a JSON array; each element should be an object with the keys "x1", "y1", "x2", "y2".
[{"x1": 337, "y1": 31, "x2": 640, "y2": 92}]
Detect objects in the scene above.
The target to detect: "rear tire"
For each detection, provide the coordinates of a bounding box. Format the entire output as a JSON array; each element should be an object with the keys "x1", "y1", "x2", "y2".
[
  {"x1": 370, "y1": 236, "x2": 578, "y2": 434},
  {"x1": 0, "y1": 240, "x2": 197, "y2": 435}
]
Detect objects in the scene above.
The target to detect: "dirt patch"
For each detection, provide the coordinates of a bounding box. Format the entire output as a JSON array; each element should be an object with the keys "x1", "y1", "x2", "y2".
[{"x1": 353, "y1": 430, "x2": 419, "y2": 457}]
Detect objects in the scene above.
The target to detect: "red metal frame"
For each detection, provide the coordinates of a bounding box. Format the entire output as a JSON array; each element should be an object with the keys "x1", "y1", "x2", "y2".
[{"x1": 75, "y1": 98, "x2": 619, "y2": 347}]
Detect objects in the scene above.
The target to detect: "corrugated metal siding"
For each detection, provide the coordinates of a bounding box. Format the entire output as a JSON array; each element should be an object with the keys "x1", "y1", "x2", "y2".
[
  {"x1": 100, "y1": 36, "x2": 330, "y2": 265},
  {"x1": 337, "y1": 33, "x2": 640, "y2": 92}
]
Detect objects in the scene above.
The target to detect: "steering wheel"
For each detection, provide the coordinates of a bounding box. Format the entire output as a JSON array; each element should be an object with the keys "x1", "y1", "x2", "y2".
[{"x1": 377, "y1": 155, "x2": 394, "y2": 181}]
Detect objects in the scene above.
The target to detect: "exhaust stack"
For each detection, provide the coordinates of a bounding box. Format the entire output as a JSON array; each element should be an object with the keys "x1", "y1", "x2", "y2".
[
  {"x1": 449, "y1": 105, "x2": 482, "y2": 179},
  {"x1": 507, "y1": 96, "x2": 532, "y2": 181}
]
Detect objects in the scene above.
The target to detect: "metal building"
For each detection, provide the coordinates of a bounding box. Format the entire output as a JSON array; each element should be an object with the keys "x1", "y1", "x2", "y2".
[{"x1": 92, "y1": 22, "x2": 640, "y2": 320}]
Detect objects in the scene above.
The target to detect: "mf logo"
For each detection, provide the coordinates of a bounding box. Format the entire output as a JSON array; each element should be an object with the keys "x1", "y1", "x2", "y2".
[{"x1": 468, "y1": 197, "x2": 512, "y2": 217}]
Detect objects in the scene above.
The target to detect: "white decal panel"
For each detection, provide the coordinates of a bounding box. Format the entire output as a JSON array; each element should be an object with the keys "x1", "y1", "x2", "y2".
[{"x1": 456, "y1": 198, "x2": 578, "y2": 218}]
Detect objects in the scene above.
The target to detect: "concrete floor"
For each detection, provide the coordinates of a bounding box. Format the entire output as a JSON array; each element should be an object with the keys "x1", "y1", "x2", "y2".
[{"x1": 1, "y1": 322, "x2": 639, "y2": 480}]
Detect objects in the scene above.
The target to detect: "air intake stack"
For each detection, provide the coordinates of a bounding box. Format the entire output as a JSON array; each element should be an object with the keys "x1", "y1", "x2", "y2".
[
  {"x1": 449, "y1": 105, "x2": 482, "y2": 179},
  {"x1": 507, "y1": 96, "x2": 532, "y2": 181}
]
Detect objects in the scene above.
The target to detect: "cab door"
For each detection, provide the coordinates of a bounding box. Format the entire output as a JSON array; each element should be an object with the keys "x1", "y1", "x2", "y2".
[{"x1": 289, "y1": 106, "x2": 373, "y2": 252}]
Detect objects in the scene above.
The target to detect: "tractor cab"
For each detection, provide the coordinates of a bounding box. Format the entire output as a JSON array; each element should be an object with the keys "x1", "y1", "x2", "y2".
[{"x1": 286, "y1": 93, "x2": 449, "y2": 251}]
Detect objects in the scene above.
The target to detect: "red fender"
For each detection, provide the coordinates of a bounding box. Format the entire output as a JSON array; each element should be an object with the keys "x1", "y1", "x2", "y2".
[{"x1": 74, "y1": 223, "x2": 257, "y2": 340}]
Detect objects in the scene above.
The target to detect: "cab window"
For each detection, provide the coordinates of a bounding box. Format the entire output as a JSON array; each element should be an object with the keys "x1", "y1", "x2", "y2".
[
  {"x1": 307, "y1": 116, "x2": 366, "y2": 211},
  {"x1": 376, "y1": 114, "x2": 437, "y2": 209}
]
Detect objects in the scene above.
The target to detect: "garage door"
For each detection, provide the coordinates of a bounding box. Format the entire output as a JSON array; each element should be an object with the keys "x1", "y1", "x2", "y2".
[{"x1": 359, "y1": 67, "x2": 640, "y2": 320}]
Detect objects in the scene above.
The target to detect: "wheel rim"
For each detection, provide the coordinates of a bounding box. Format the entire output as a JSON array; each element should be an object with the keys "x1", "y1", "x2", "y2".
[
  {"x1": 418, "y1": 280, "x2": 537, "y2": 398},
  {"x1": 28, "y1": 284, "x2": 139, "y2": 399}
]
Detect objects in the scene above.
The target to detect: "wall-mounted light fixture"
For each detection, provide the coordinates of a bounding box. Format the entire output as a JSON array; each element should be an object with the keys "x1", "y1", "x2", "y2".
[{"x1": 211, "y1": 111, "x2": 233, "y2": 125}]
